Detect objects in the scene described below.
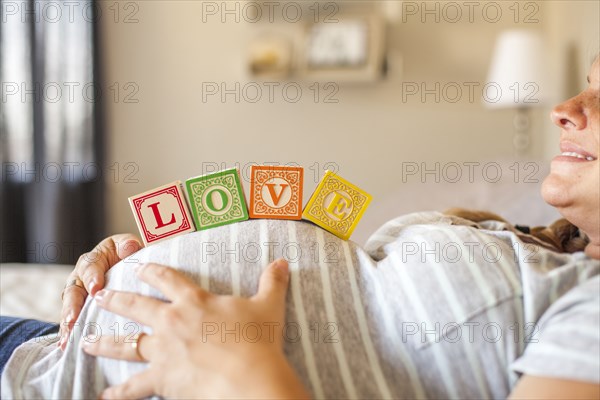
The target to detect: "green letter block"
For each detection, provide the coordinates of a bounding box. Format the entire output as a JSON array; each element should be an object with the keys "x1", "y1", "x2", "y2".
[{"x1": 185, "y1": 168, "x2": 249, "y2": 230}]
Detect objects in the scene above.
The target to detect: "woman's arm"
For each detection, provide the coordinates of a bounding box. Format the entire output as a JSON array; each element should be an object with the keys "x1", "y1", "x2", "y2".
[{"x1": 510, "y1": 375, "x2": 600, "y2": 400}]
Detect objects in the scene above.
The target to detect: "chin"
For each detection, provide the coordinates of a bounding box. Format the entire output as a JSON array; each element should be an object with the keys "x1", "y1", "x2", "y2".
[
  {"x1": 543, "y1": 174, "x2": 600, "y2": 256},
  {"x1": 585, "y1": 243, "x2": 600, "y2": 259},
  {"x1": 541, "y1": 173, "x2": 573, "y2": 208}
]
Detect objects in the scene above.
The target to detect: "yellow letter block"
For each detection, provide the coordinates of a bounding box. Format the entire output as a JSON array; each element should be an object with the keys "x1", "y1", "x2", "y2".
[{"x1": 302, "y1": 171, "x2": 372, "y2": 240}]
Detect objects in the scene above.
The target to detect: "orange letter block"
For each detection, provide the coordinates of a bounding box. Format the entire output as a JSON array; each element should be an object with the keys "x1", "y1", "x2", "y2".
[{"x1": 249, "y1": 165, "x2": 304, "y2": 220}]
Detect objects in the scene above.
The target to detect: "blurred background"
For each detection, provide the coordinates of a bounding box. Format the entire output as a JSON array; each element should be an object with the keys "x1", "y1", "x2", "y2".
[{"x1": 2, "y1": 0, "x2": 599, "y2": 265}]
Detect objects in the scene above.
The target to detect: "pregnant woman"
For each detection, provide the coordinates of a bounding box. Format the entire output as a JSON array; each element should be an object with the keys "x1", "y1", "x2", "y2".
[{"x1": 1, "y1": 57, "x2": 599, "y2": 399}]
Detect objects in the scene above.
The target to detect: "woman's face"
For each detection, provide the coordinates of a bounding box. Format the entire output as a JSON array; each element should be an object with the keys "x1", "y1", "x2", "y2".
[{"x1": 542, "y1": 57, "x2": 600, "y2": 258}]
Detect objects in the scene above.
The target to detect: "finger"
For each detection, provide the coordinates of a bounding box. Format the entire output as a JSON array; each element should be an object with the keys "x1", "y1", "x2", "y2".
[
  {"x1": 112, "y1": 233, "x2": 144, "y2": 260},
  {"x1": 58, "y1": 274, "x2": 87, "y2": 350},
  {"x1": 94, "y1": 289, "x2": 166, "y2": 326},
  {"x1": 81, "y1": 333, "x2": 153, "y2": 362},
  {"x1": 76, "y1": 233, "x2": 142, "y2": 296},
  {"x1": 75, "y1": 252, "x2": 110, "y2": 296},
  {"x1": 252, "y1": 258, "x2": 290, "y2": 306},
  {"x1": 136, "y1": 263, "x2": 209, "y2": 303},
  {"x1": 59, "y1": 288, "x2": 86, "y2": 338},
  {"x1": 100, "y1": 369, "x2": 155, "y2": 400},
  {"x1": 61, "y1": 272, "x2": 87, "y2": 317},
  {"x1": 61, "y1": 283, "x2": 88, "y2": 325}
]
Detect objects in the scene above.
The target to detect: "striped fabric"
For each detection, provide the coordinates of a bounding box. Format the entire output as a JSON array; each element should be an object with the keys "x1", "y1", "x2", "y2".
[{"x1": 2, "y1": 212, "x2": 599, "y2": 399}]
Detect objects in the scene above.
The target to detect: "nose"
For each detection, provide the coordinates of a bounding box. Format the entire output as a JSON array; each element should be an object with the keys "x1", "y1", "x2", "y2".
[{"x1": 551, "y1": 95, "x2": 588, "y2": 130}]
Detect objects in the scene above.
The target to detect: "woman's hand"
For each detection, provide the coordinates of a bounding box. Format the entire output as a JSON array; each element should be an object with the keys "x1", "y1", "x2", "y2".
[
  {"x1": 59, "y1": 234, "x2": 143, "y2": 350},
  {"x1": 82, "y1": 259, "x2": 310, "y2": 400}
]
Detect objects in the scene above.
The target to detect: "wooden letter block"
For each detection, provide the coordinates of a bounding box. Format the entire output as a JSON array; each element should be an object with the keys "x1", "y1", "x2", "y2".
[
  {"x1": 129, "y1": 181, "x2": 196, "y2": 246},
  {"x1": 185, "y1": 168, "x2": 249, "y2": 230},
  {"x1": 302, "y1": 171, "x2": 372, "y2": 240},
  {"x1": 249, "y1": 165, "x2": 304, "y2": 220}
]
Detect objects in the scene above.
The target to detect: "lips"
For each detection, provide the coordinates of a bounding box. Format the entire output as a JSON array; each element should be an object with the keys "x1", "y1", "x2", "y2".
[{"x1": 559, "y1": 141, "x2": 597, "y2": 161}]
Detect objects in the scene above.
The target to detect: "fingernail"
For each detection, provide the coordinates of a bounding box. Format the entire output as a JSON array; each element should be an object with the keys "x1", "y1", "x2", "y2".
[
  {"x1": 94, "y1": 289, "x2": 107, "y2": 303},
  {"x1": 89, "y1": 279, "x2": 99, "y2": 295},
  {"x1": 274, "y1": 258, "x2": 289, "y2": 273},
  {"x1": 128, "y1": 239, "x2": 142, "y2": 251}
]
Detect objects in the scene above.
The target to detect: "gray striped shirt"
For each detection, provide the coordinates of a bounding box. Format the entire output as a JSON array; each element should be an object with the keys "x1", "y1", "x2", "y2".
[{"x1": 2, "y1": 212, "x2": 599, "y2": 399}]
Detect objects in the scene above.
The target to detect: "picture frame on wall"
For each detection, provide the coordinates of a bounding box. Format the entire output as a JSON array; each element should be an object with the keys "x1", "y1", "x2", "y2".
[{"x1": 298, "y1": 14, "x2": 386, "y2": 83}]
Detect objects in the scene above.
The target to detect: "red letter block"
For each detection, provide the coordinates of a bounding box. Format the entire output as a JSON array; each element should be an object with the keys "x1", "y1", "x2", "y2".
[
  {"x1": 249, "y1": 165, "x2": 304, "y2": 220},
  {"x1": 129, "y1": 181, "x2": 196, "y2": 246}
]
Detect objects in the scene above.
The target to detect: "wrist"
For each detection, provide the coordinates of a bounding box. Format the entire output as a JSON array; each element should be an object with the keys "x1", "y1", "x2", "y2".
[
  {"x1": 207, "y1": 346, "x2": 310, "y2": 399},
  {"x1": 247, "y1": 350, "x2": 310, "y2": 399}
]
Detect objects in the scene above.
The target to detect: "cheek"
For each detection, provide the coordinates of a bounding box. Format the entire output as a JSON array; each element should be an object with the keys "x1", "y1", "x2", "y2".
[
  {"x1": 585, "y1": 165, "x2": 600, "y2": 196},
  {"x1": 590, "y1": 111, "x2": 600, "y2": 140},
  {"x1": 587, "y1": 97, "x2": 600, "y2": 144}
]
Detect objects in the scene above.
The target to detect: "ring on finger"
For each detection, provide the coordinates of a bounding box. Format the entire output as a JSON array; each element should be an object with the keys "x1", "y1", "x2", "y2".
[
  {"x1": 61, "y1": 278, "x2": 86, "y2": 300},
  {"x1": 131, "y1": 332, "x2": 148, "y2": 362}
]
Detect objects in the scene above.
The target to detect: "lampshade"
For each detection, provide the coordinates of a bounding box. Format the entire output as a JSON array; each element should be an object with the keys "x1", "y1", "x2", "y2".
[{"x1": 485, "y1": 30, "x2": 550, "y2": 108}]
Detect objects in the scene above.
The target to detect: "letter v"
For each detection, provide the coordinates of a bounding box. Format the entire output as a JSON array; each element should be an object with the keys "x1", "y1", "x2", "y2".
[{"x1": 265, "y1": 183, "x2": 289, "y2": 206}]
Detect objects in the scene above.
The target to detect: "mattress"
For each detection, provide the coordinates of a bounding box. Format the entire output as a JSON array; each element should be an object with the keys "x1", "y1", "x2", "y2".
[{"x1": 0, "y1": 263, "x2": 72, "y2": 322}]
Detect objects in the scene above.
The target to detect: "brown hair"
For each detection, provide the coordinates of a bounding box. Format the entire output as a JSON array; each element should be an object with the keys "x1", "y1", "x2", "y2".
[{"x1": 444, "y1": 208, "x2": 589, "y2": 254}]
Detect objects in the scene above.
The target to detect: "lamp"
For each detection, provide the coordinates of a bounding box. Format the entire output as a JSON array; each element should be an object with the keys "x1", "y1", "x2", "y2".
[{"x1": 485, "y1": 30, "x2": 550, "y2": 154}]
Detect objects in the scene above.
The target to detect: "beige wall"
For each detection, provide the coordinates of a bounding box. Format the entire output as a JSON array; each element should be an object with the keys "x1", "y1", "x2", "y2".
[{"x1": 100, "y1": 1, "x2": 599, "y2": 242}]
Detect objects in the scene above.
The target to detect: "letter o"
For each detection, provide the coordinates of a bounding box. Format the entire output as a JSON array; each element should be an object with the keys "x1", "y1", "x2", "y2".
[
  {"x1": 482, "y1": 242, "x2": 502, "y2": 263},
  {"x1": 482, "y1": 2, "x2": 502, "y2": 23},
  {"x1": 283, "y1": 322, "x2": 302, "y2": 343},
  {"x1": 442, "y1": 2, "x2": 462, "y2": 23},
  {"x1": 242, "y1": 82, "x2": 262, "y2": 103},
  {"x1": 282, "y1": 2, "x2": 302, "y2": 22},
  {"x1": 483, "y1": 322, "x2": 502, "y2": 342},
  {"x1": 442, "y1": 162, "x2": 462, "y2": 183},
  {"x1": 242, "y1": 322, "x2": 262, "y2": 343},
  {"x1": 483, "y1": 162, "x2": 502, "y2": 183},
  {"x1": 282, "y1": 82, "x2": 302, "y2": 103}
]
